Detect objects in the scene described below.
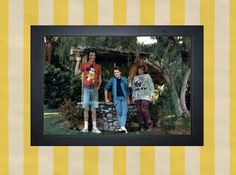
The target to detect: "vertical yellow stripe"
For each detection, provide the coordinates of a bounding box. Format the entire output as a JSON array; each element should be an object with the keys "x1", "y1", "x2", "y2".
[
  {"x1": 82, "y1": 0, "x2": 99, "y2": 172},
  {"x1": 83, "y1": 147, "x2": 99, "y2": 175},
  {"x1": 83, "y1": 1, "x2": 99, "y2": 174},
  {"x1": 54, "y1": 0, "x2": 68, "y2": 24},
  {"x1": 0, "y1": 0, "x2": 8, "y2": 174},
  {"x1": 53, "y1": 1, "x2": 69, "y2": 175},
  {"x1": 169, "y1": 1, "x2": 185, "y2": 175},
  {"x1": 113, "y1": 0, "x2": 127, "y2": 173},
  {"x1": 200, "y1": 0, "x2": 215, "y2": 174},
  {"x1": 170, "y1": 0, "x2": 185, "y2": 24},
  {"x1": 140, "y1": 147, "x2": 155, "y2": 175},
  {"x1": 83, "y1": 0, "x2": 98, "y2": 25},
  {"x1": 230, "y1": 0, "x2": 236, "y2": 174},
  {"x1": 113, "y1": 0, "x2": 126, "y2": 25},
  {"x1": 170, "y1": 147, "x2": 185, "y2": 175},
  {"x1": 24, "y1": 0, "x2": 39, "y2": 174},
  {"x1": 113, "y1": 147, "x2": 126, "y2": 175},
  {"x1": 54, "y1": 147, "x2": 69, "y2": 175},
  {"x1": 140, "y1": 0, "x2": 155, "y2": 25},
  {"x1": 139, "y1": 1, "x2": 155, "y2": 175}
]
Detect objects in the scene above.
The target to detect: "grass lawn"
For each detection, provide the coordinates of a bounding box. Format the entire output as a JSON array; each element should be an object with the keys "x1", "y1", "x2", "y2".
[
  {"x1": 44, "y1": 113, "x2": 82, "y2": 135},
  {"x1": 44, "y1": 110, "x2": 191, "y2": 136}
]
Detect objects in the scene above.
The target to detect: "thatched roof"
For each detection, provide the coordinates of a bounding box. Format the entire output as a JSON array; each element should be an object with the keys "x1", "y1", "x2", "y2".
[{"x1": 70, "y1": 47, "x2": 166, "y2": 85}]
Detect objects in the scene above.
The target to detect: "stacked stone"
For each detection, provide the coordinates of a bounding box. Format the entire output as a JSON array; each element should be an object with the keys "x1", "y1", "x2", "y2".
[
  {"x1": 77, "y1": 102, "x2": 139, "y2": 132},
  {"x1": 97, "y1": 103, "x2": 120, "y2": 132}
]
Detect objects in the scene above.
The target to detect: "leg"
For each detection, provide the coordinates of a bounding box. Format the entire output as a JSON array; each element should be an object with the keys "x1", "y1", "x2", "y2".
[
  {"x1": 91, "y1": 108, "x2": 96, "y2": 121},
  {"x1": 120, "y1": 97, "x2": 128, "y2": 127},
  {"x1": 140, "y1": 100, "x2": 152, "y2": 130},
  {"x1": 135, "y1": 100, "x2": 145, "y2": 130},
  {"x1": 81, "y1": 109, "x2": 89, "y2": 132},
  {"x1": 90, "y1": 88, "x2": 101, "y2": 133},
  {"x1": 114, "y1": 98, "x2": 122, "y2": 127},
  {"x1": 81, "y1": 88, "x2": 90, "y2": 132}
]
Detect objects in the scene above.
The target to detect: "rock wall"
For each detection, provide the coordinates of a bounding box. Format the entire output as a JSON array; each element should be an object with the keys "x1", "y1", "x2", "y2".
[{"x1": 78, "y1": 102, "x2": 139, "y2": 131}]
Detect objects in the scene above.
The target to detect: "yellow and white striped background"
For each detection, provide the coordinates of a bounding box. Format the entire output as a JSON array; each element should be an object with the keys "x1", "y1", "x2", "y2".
[{"x1": 0, "y1": 0, "x2": 235, "y2": 174}]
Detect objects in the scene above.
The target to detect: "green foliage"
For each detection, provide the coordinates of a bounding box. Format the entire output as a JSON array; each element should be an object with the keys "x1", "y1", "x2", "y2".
[
  {"x1": 59, "y1": 98, "x2": 83, "y2": 122},
  {"x1": 44, "y1": 64, "x2": 83, "y2": 108},
  {"x1": 69, "y1": 75, "x2": 82, "y2": 102},
  {"x1": 44, "y1": 114, "x2": 81, "y2": 135},
  {"x1": 160, "y1": 115, "x2": 177, "y2": 130},
  {"x1": 46, "y1": 35, "x2": 191, "y2": 117},
  {"x1": 158, "y1": 85, "x2": 173, "y2": 114},
  {"x1": 44, "y1": 65, "x2": 71, "y2": 108}
]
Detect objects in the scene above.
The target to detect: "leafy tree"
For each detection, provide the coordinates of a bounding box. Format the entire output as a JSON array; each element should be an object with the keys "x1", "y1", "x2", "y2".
[{"x1": 144, "y1": 36, "x2": 191, "y2": 117}]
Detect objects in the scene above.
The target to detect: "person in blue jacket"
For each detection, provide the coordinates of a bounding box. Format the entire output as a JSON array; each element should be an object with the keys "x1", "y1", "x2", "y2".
[{"x1": 104, "y1": 66, "x2": 129, "y2": 133}]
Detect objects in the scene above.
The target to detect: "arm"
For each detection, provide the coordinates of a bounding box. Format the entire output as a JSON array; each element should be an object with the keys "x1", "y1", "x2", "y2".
[
  {"x1": 132, "y1": 76, "x2": 136, "y2": 102},
  {"x1": 104, "y1": 91, "x2": 109, "y2": 103},
  {"x1": 74, "y1": 56, "x2": 82, "y2": 75},
  {"x1": 104, "y1": 78, "x2": 113, "y2": 102},
  {"x1": 97, "y1": 65, "x2": 102, "y2": 89},
  {"x1": 148, "y1": 74, "x2": 154, "y2": 96},
  {"x1": 97, "y1": 75, "x2": 102, "y2": 90},
  {"x1": 122, "y1": 77, "x2": 130, "y2": 103}
]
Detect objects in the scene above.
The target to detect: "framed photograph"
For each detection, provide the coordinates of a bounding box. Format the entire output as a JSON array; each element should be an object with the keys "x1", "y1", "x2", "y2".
[{"x1": 31, "y1": 26, "x2": 203, "y2": 146}]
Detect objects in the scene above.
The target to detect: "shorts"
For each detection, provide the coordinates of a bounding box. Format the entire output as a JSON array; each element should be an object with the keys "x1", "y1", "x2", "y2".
[{"x1": 82, "y1": 87, "x2": 98, "y2": 109}]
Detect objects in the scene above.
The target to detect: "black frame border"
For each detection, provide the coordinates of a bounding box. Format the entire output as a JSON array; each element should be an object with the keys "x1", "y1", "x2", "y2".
[{"x1": 31, "y1": 26, "x2": 203, "y2": 146}]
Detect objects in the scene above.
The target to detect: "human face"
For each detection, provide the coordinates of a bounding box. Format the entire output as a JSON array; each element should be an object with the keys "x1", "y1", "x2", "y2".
[
  {"x1": 88, "y1": 52, "x2": 96, "y2": 64},
  {"x1": 138, "y1": 67, "x2": 144, "y2": 75},
  {"x1": 114, "y1": 69, "x2": 121, "y2": 79}
]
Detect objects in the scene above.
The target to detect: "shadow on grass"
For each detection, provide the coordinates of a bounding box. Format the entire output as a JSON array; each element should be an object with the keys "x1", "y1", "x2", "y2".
[{"x1": 44, "y1": 111, "x2": 191, "y2": 136}]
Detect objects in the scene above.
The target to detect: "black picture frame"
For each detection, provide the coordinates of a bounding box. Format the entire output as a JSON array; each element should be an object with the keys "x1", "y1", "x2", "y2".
[{"x1": 31, "y1": 26, "x2": 203, "y2": 146}]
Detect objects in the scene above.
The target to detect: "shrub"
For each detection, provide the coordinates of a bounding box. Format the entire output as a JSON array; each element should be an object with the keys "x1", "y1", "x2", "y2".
[
  {"x1": 160, "y1": 115, "x2": 177, "y2": 130},
  {"x1": 69, "y1": 75, "x2": 82, "y2": 102},
  {"x1": 44, "y1": 64, "x2": 71, "y2": 108},
  {"x1": 59, "y1": 98, "x2": 83, "y2": 123}
]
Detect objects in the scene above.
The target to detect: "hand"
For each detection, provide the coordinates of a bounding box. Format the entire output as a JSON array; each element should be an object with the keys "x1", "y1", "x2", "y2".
[
  {"x1": 75, "y1": 55, "x2": 81, "y2": 62},
  {"x1": 105, "y1": 99, "x2": 110, "y2": 103},
  {"x1": 132, "y1": 98, "x2": 135, "y2": 103},
  {"x1": 128, "y1": 99, "x2": 131, "y2": 104},
  {"x1": 149, "y1": 96, "x2": 153, "y2": 101}
]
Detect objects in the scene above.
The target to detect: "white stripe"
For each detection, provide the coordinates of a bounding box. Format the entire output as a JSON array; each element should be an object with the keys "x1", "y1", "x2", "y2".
[
  {"x1": 99, "y1": 0, "x2": 113, "y2": 24},
  {"x1": 69, "y1": 147, "x2": 83, "y2": 175},
  {"x1": 155, "y1": 147, "x2": 170, "y2": 175},
  {"x1": 185, "y1": 0, "x2": 200, "y2": 24},
  {"x1": 39, "y1": 0, "x2": 53, "y2": 24},
  {"x1": 215, "y1": 0, "x2": 230, "y2": 175},
  {"x1": 185, "y1": 147, "x2": 200, "y2": 175},
  {"x1": 127, "y1": 0, "x2": 140, "y2": 25},
  {"x1": 69, "y1": 0, "x2": 83, "y2": 25},
  {"x1": 184, "y1": 1, "x2": 200, "y2": 175},
  {"x1": 126, "y1": 1, "x2": 140, "y2": 174},
  {"x1": 8, "y1": 0, "x2": 24, "y2": 174},
  {"x1": 155, "y1": 0, "x2": 170, "y2": 24},
  {"x1": 38, "y1": 1, "x2": 54, "y2": 175},
  {"x1": 98, "y1": 146, "x2": 113, "y2": 175},
  {"x1": 68, "y1": 2, "x2": 84, "y2": 174},
  {"x1": 39, "y1": 147, "x2": 54, "y2": 175},
  {"x1": 154, "y1": 2, "x2": 170, "y2": 175},
  {"x1": 127, "y1": 147, "x2": 140, "y2": 175}
]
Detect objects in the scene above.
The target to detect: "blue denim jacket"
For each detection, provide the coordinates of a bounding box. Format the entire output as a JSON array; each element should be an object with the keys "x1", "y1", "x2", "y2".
[{"x1": 104, "y1": 76, "x2": 129, "y2": 106}]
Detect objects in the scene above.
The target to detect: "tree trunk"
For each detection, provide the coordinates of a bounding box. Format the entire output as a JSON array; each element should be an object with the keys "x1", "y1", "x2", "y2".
[
  {"x1": 170, "y1": 81, "x2": 184, "y2": 117},
  {"x1": 180, "y1": 68, "x2": 191, "y2": 117}
]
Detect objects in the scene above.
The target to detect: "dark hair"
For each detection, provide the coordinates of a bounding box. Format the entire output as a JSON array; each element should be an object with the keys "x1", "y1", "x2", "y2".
[
  {"x1": 87, "y1": 50, "x2": 97, "y2": 58},
  {"x1": 113, "y1": 66, "x2": 121, "y2": 72},
  {"x1": 137, "y1": 65, "x2": 147, "y2": 74}
]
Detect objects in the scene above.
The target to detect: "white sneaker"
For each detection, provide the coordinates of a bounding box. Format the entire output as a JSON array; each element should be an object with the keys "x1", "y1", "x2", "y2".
[
  {"x1": 92, "y1": 127, "x2": 101, "y2": 134},
  {"x1": 80, "y1": 127, "x2": 88, "y2": 133},
  {"x1": 120, "y1": 126, "x2": 128, "y2": 134}
]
